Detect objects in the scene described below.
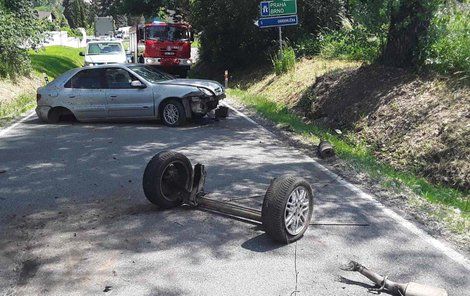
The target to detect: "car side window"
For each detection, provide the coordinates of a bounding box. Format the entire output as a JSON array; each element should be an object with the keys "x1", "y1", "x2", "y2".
[
  {"x1": 64, "y1": 69, "x2": 103, "y2": 89},
  {"x1": 104, "y1": 68, "x2": 140, "y2": 89}
]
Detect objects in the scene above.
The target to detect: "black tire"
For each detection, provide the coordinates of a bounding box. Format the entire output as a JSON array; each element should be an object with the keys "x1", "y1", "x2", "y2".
[
  {"x1": 46, "y1": 108, "x2": 61, "y2": 124},
  {"x1": 161, "y1": 99, "x2": 186, "y2": 127},
  {"x1": 262, "y1": 175, "x2": 314, "y2": 244},
  {"x1": 143, "y1": 151, "x2": 193, "y2": 209}
]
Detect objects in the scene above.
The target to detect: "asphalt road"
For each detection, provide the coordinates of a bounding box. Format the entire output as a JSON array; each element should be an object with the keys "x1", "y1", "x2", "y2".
[{"x1": 0, "y1": 103, "x2": 468, "y2": 295}]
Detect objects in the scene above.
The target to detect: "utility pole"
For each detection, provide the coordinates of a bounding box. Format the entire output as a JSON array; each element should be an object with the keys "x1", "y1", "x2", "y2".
[{"x1": 279, "y1": 27, "x2": 283, "y2": 57}]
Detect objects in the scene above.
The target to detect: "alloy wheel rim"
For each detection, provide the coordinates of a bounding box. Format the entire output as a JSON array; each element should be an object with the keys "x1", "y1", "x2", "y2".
[
  {"x1": 160, "y1": 161, "x2": 188, "y2": 201},
  {"x1": 163, "y1": 104, "x2": 179, "y2": 125},
  {"x1": 284, "y1": 186, "x2": 310, "y2": 236}
]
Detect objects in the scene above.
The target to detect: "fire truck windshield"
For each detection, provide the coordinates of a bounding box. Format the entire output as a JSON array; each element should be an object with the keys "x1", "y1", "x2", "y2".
[{"x1": 146, "y1": 26, "x2": 189, "y2": 42}]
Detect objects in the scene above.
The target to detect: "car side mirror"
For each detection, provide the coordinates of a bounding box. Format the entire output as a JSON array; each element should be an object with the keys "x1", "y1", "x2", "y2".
[
  {"x1": 131, "y1": 80, "x2": 146, "y2": 88},
  {"x1": 190, "y1": 32, "x2": 195, "y2": 42},
  {"x1": 79, "y1": 52, "x2": 85, "y2": 56}
]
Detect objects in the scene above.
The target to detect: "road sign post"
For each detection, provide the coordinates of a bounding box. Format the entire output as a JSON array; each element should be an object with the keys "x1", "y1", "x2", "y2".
[
  {"x1": 254, "y1": 15, "x2": 298, "y2": 29},
  {"x1": 255, "y1": 0, "x2": 298, "y2": 55}
]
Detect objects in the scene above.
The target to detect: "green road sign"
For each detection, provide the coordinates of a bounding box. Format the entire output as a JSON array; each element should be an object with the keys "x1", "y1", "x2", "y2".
[{"x1": 260, "y1": 0, "x2": 297, "y2": 17}]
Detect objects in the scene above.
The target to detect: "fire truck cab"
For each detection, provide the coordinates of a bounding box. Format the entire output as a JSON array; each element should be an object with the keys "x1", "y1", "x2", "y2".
[{"x1": 130, "y1": 21, "x2": 193, "y2": 78}]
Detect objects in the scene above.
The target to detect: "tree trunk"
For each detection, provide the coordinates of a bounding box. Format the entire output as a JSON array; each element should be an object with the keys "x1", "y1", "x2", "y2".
[{"x1": 379, "y1": 0, "x2": 437, "y2": 68}]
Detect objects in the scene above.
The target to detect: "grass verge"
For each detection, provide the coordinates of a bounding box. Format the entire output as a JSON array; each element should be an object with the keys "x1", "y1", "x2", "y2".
[
  {"x1": 0, "y1": 94, "x2": 36, "y2": 126},
  {"x1": 30, "y1": 45, "x2": 83, "y2": 78},
  {"x1": 228, "y1": 88, "x2": 469, "y2": 217},
  {"x1": 0, "y1": 46, "x2": 84, "y2": 127}
]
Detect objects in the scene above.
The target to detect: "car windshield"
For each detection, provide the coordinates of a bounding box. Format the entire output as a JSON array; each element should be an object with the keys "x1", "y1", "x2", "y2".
[
  {"x1": 146, "y1": 25, "x2": 189, "y2": 42},
  {"x1": 87, "y1": 43, "x2": 123, "y2": 55},
  {"x1": 128, "y1": 65, "x2": 174, "y2": 83}
]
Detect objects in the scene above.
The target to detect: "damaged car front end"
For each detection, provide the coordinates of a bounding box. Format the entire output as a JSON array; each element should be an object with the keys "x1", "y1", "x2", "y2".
[{"x1": 185, "y1": 85, "x2": 226, "y2": 117}]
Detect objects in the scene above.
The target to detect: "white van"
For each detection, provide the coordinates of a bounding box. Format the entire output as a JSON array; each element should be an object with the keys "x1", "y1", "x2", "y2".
[{"x1": 80, "y1": 41, "x2": 127, "y2": 66}]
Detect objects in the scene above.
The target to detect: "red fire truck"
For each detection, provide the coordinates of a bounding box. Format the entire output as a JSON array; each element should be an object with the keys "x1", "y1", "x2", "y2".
[{"x1": 129, "y1": 21, "x2": 193, "y2": 77}]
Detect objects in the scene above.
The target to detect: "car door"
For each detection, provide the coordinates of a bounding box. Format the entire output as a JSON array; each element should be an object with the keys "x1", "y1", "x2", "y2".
[
  {"x1": 103, "y1": 67, "x2": 155, "y2": 119},
  {"x1": 63, "y1": 69, "x2": 107, "y2": 120}
]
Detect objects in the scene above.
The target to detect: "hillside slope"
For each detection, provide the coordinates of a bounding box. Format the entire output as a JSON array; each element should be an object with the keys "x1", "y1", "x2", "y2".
[
  {"x1": 303, "y1": 65, "x2": 469, "y2": 191},
  {"x1": 231, "y1": 58, "x2": 468, "y2": 192}
]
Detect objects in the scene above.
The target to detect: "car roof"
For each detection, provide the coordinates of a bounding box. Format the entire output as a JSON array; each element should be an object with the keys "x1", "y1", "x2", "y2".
[
  {"x1": 87, "y1": 40, "x2": 122, "y2": 44},
  {"x1": 79, "y1": 64, "x2": 134, "y2": 71}
]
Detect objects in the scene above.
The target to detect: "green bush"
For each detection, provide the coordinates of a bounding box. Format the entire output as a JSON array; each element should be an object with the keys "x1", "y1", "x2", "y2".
[
  {"x1": 191, "y1": 0, "x2": 275, "y2": 70},
  {"x1": 319, "y1": 23, "x2": 383, "y2": 62},
  {"x1": 0, "y1": 0, "x2": 45, "y2": 79},
  {"x1": 427, "y1": 3, "x2": 470, "y2": 77},
  {"x1": 294, "y1": 36, "x2": 321, "y2": 57},
  {"x1": 272, "y1": 46, "x2": 296, "y2": 75}
]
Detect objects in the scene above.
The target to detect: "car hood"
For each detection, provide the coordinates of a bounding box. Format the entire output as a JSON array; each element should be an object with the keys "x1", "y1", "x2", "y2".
[
  {"x1": 160, "y1": 79, "x2": 224, "y2": 95},
  {"x1": 85, "y1": 54, "x2": 126, "y2": 64}
]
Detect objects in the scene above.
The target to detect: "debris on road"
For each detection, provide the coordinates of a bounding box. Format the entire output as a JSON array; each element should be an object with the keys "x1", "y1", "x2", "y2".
[
  {"x1": 0, "y1": 169, "x2": 6, "y2": 174},
  {"x1": 103, "y1": 285, "x2": 112, "y2": 292},
  {"x1": 318, "y1": 141, "x2": 335, "y2": 158},
  {"x1": 276, "y1": 123, "x2": 293, "y2": 132},
  {"x1": 341, "y1": 261, "x2": 448, "y2": 296}
]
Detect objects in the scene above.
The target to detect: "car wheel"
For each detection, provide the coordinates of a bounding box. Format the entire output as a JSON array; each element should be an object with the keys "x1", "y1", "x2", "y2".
[
  {"x1": 143, "y1": 151, "x2": 193, "y2": 209},
  {"x1": 46, "y1": 108, "x2": 61, "y2": 124},
  {"x1": 161, "y1": 100, "x2": 186, "y2": 127},
  {"x1": 262, "y1": 175, "x2": 314, "y2": 244}
]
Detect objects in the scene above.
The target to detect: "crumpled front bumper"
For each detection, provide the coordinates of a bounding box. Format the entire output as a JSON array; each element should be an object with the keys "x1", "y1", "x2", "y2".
[{"x1": 190, "y1": 94, "x2": 226, "y2": 114}]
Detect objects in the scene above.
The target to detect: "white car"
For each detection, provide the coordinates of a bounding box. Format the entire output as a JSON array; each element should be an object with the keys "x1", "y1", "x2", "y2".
[{"x1": 80, "y1": 41, "x2": 127, "y2": 66}]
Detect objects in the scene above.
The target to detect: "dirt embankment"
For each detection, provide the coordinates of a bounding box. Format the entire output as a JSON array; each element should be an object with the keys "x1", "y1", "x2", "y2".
[
  {"x1": 299, "y1": 65, "x2": 469, "y2": 190},
  {"x1": 0, "y1": 76, "x2": 42, "y2": 105}
]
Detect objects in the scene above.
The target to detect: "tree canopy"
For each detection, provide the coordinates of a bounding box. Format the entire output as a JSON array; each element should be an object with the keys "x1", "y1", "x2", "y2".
[{"x1": 0, "y1": 0, "x2": 45, "y2": 78}]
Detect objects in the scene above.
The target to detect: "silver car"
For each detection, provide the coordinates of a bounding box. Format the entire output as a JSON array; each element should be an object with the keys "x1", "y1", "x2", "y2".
[{"x1": 35, "y1": 64, "x2": 225, "y2": 127}]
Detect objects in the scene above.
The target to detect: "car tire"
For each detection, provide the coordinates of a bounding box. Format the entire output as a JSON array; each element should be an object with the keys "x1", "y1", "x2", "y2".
[
  {"x1": 262, "y1": 175, "x2": 313, "y2": 244},
  {"x1": 161, "y1": 100, "x2": 186, "y2": 127},
  {"x1": 46, "y1": 108, "x2": 61, "y2": 124},
  {"x1": 143, "y1": 151, "x2": 193, "y2": 209}
]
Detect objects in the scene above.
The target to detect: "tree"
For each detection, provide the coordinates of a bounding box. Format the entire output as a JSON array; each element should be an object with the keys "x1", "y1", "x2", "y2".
[
  {"x1": 63, "y1": 0, "x2": 88, "y2": 28},
  {"x1": 379, "y1": 0, "x2": 441, "y2": 68},
  {"x1": 191, "y1": 0, "x2": 276, "y2": 70},
  {"x1": 118, "y1": 0, "x2": 165, "y2": 18},
  {"x1": 0, "y1": 0, "x2": 45, "y2": 79}
]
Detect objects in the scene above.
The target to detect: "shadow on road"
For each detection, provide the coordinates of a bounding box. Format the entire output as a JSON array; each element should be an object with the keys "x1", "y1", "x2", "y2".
[{"x1": 0, "y1": 113, "x2": 467, "y2": 294}]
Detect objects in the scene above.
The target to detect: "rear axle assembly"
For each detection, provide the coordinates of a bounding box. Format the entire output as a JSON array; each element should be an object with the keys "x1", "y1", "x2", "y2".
[{"x1": 142, "y1": 151, "x2": 314, "y2": 244}]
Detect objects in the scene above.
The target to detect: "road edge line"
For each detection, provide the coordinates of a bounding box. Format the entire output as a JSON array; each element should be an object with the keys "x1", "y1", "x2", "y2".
[
  {"x1": 0, "y1": 110, "x2": 36, "y2": 138},
  {"x1": 223, "y1": 101, "x2": 470, "y2": 271}
]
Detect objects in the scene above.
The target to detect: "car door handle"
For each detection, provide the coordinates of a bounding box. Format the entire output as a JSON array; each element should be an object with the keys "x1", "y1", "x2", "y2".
[
  {"x1": 68, "y1": 95, "x2": 76, "y2": 98},
  {"x1": 109, "y1": 95, "x2": 118, "y2": 98},
  {"x1": 143, "y1": 106, "x2": 150, "y2": 109}
]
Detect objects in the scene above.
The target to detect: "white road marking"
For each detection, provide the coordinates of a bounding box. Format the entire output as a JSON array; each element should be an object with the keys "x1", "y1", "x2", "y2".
[
  {"x1": 223, "y1": 101, "x2": 470, "y2": 271},
  {"x1": 0, "y1": 110, "x2": 36, "y2": 138}
]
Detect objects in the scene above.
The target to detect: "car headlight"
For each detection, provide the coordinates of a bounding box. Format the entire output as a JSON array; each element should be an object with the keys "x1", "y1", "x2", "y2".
[{"x1": 198, "y1": 87, "x2": 213, "y2": 96}]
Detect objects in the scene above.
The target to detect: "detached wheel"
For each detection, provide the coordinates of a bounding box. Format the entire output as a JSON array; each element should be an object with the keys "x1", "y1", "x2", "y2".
[
  {"x1": 262, "y1": 175, "x2": 314, "y2": 243},
  {"x1": 143, "y1": 151, "x2": 193, "y2": 209},
  {"x1": 161, "y1": 100, "x2": 186, "y2": 127}
]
